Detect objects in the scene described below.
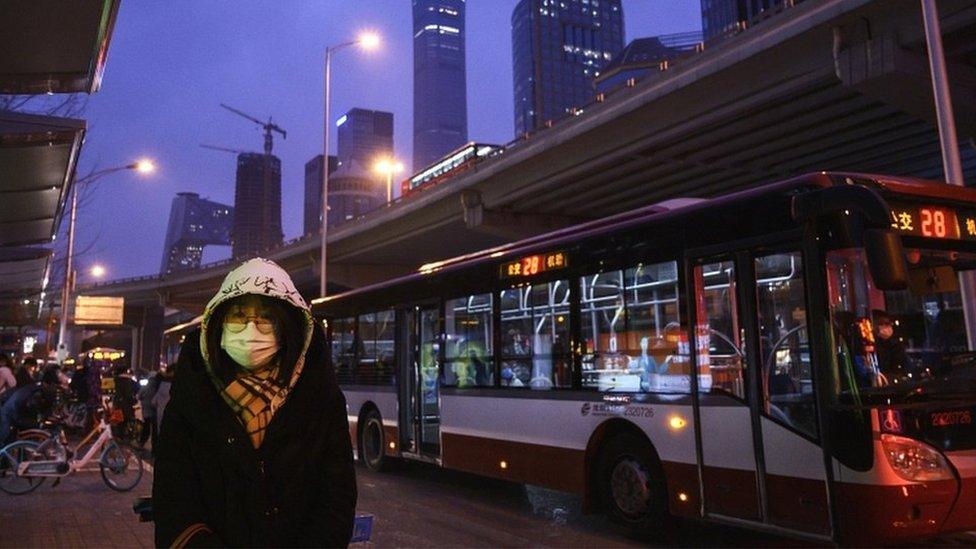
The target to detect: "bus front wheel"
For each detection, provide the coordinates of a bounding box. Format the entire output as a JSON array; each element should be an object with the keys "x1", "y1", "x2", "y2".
[
  {"x1": 596, "y1": 433, "x2": 668, "y2": 531},
  {"x1": 358, "y1": 409, "x2": 388, "y2": 472}
]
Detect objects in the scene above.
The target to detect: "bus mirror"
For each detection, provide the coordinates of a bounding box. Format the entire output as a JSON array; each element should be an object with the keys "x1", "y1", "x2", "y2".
[{"x1": 864, "y1": 229, "x2": 908, "y2": 291}]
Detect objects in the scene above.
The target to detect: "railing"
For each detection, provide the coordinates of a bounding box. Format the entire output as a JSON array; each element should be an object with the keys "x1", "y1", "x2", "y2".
[{"x1": 85, "y1": 0, "x2": 804, "y2": 290}]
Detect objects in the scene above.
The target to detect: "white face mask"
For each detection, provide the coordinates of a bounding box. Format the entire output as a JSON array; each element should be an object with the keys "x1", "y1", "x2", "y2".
[{"x1": 220, "y1": 322, "x2": 280, "y2": 370}]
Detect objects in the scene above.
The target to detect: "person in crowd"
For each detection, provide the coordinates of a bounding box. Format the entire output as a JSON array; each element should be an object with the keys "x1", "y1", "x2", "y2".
[
  {"x1": 14, "y1": 361, "x2": 32, "y2": 388},
  {"x1": 151, "y1": 365, "x2": 174, "y2": 448},
  {"x1": 873, "y1": 310, "x2": 913, "y2": 381},
  {"x1": 154, "y1": 258, "x2": 356, "y2": 547},
  {"x1": 0, "y1": 367, "x2": 60, "y2": 445},
  {"x1": 0, "y1": 354, "x2": 16, "y2": 398},
  {"x1": 69, "y1": 359, "x2": 91, "y2": 406},
  {"x1": 137, "y1": 368, "x2": 162, "y2": 452},
  {"x1": 112, "y1": 363, "x2": 139, "y2": 424},
  {"x1": 22, "y1": 357, "x2": 39, "y2": 381}
]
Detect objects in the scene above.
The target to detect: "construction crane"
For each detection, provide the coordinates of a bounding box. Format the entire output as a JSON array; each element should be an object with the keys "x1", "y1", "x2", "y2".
[
  {"x1": 219, "y1": 103, "x2": 286, "y2": 156},
  {"x1": 200, "y1": 143, "x2": 254, "y2": 155}
]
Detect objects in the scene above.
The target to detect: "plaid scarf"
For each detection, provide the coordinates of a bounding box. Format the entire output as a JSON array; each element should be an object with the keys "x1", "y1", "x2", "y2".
[{"x1": 218, "y1": 364, "x2": 287, "y2": 448}]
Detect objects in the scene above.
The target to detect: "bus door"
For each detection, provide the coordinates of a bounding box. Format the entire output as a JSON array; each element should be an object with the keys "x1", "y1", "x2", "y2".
[
  {"x1": 691, "y1": 250, "x2": 830, "y2": 537},
  {"x1": 690, "y1": 255, "x2": 761, "y2": 521},
  {"x1": 398, "y1": 305, "x2": 442, "y2": 458}
]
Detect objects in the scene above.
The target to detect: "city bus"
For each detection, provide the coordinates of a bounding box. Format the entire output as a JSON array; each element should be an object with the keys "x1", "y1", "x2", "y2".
[
  {"x1": 401, "y1": 142, "x2": 502, "y2": 197},
  {"x1": 312, "y1": 172, "x2": 976, "y2": 545}
]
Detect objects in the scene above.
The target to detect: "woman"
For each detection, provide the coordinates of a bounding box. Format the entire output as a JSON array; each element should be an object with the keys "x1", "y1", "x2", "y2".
[{"x1": 154, "y1": 258, "x2": 356, "y2": 547}]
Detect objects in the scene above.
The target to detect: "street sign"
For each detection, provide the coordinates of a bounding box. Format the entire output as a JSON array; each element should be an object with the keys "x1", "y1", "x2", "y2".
[{"x1": 75, "y1": 296, "x2": 124, "y2": 325}]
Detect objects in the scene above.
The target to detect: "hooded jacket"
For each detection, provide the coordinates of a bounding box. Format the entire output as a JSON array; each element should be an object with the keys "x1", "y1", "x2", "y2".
[{"x1": 153, "y1": 259, "x2": 356, "y2": 548}]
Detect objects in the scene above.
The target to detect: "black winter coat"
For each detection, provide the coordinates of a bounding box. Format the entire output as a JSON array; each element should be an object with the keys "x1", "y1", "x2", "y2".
[{"x1": 153, "y1": 328, "x2": 357, "y2": 548}]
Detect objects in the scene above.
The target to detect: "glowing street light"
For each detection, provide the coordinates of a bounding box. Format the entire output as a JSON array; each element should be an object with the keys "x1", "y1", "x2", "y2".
[
  {"x1": 374, "y1": 158, "x2": 404, "y2": 204},
  {"x1": 90, "y1": 264, "x2": 106, "y2": 279},
  {"x1": 321, "y1": 30, "x2": 382, "y2": 298},
  {"x1": 358, "y1": 31, "x2": 381, "y2": 51},
  {"x1": 133, "y1": 159, "x2": 156, "y2": 174},
  {"x1": 57, "y1": 159, "x2": 157, "y2": 362}
]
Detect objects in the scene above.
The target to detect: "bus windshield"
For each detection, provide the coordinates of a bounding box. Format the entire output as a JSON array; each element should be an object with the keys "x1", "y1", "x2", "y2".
[{"x1": 827, "y1": 247, "x2": 976, "y2": 403}]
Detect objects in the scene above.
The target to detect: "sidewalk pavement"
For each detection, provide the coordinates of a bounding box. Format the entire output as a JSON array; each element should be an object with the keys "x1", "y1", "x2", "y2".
[{"x1": 0, "y1": 467, "x2": 153, "y2": 548}]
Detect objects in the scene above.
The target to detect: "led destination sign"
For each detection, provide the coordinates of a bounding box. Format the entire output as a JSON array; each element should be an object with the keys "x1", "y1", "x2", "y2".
[
  {"x1": 501, "y1": 251, "x2": 568, "y2": 278},
  {"x1": 890, "y1": 203, "x2": 976, "y2": 241}
]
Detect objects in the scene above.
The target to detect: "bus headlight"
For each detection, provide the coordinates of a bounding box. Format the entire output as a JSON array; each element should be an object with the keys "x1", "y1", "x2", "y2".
[{"x1": 880, "y1": 434, "x2": 954, "y2": 482}]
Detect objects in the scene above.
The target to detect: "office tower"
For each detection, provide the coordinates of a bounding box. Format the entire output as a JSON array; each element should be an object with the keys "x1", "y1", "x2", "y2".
[
  {"x1": 594, "y1": 31, "x2": 703, "y2": 93},
  {"x1": 336, "y1": 108, "x2": 394, "y2": 168},
  {"x1": 159, "y1": 192, "x2": 233, "y2": 274},
  {"x1": 413, "y1": 0, "x2": 468, "y2": 170},
  {"x1": 512, "y1": 0, "x2": 624, "y2": 136},
  {"x1": 303, "y1": 154, "x2": 339, "y2": 236},
  {"x1": 701, "y1": 0, "x2": 782, "y2": 41},
  {"x1": 327, "y1": 159, "x2": 385, "y2": 227},
  {"x1": 231, "y1": 152, "x2": 282, "y2": 259}
]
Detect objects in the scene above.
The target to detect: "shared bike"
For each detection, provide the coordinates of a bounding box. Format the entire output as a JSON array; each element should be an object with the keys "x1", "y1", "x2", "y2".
[{"x1": 0, "y1": 408, "x2": 143, "y2": 494}]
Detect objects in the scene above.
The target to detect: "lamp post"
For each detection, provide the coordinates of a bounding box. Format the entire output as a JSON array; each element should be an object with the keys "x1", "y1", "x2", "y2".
[
  {"x1": 919, "y1": 0, "x2": 976, "y2": 347},
  {"x1": 374, "y1": 158, "x2": 404, "y2": 204},
  {"x1": 56, "y1": 159, "x2": 155, "y2": 362},
  {"x1": 321, "y1": 31, "x2": 380, "y2": 298}
]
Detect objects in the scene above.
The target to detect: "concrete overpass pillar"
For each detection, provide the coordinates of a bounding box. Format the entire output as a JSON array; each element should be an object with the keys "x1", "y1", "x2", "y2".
[{"x1": 136, "y1": 304, "x2": 165, "y2": 376}]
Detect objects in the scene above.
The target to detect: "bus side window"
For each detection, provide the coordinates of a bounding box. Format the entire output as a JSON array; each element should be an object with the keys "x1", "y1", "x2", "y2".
[
  {"x1": 694, "y1": 261, "x2": 746, "y2": 399},
  {"x1": 444, "y1": 294, "x2": 493, "y2": 388},
  {"x1": 375, "y1": 310, "x2": 396, "y2": 385},
  {"x1": 580, "y1": 270, "x2": 626, "y2": 390},
  {"x1": 623, "y1": 261, "x2": 688, "y2": 394},
  {"x1": 333, "y1": 317, "x2": 356, "y2": 385},
  {"x1": 355, "y1": 310, "x2": 395, "y2": 386},
  {"x1": 357, "y1": 313, "x2": 377, "y2": 383},
  {"x1": 498, "y1": 281, "x2": 571, "y2": 389},
  {"x1": 500, "y1": 287, "x2": 532, "y2": 387},
  {"x1": 755, "y1": 252, "x2": 817, "y2": 438},
  {"x1": 530, "y1": 280, "x2": 571, "y2": 389}
]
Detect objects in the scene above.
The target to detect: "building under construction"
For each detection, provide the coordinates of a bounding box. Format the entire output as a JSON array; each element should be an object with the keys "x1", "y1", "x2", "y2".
[
  {"x1": 204, "y1": 103, "x2": 287, "y2": 260},
  {"x1": 232, "y1": 152, "x2": 282, "y2": 259}
]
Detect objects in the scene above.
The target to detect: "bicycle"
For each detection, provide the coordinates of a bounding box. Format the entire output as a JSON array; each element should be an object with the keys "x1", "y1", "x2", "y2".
[{"x1": 0, "y1": 408, "x2": 144, "y2": 495}]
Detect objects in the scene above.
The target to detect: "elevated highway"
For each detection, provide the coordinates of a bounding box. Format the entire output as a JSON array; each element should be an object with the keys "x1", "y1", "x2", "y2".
[{"x1": 83, "y1": 0, "x2": 976, "y2": 338}]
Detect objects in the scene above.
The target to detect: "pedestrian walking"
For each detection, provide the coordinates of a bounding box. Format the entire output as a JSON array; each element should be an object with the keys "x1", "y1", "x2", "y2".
[
  {"x1": 0, "y1": 355, "x2": 16, "y2": 399},
  {"x1": 154, "y1": 258, "x2": 357, "y2": 548}
]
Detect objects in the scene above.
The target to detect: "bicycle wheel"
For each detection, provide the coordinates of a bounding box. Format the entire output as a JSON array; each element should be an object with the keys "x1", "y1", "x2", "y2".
[
  {"x1": 99, "y1": 441, "x2": 143, "y2": 492},
  {"x1": 0, "y1": 440, "x2": 45, "y2": 495}
]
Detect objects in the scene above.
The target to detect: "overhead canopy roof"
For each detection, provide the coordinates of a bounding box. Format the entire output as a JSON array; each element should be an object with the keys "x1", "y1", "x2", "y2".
[
  {"x1": 0, "y1": 110, "x2": 85, "y2": 247},
  {"x1": 0, "y1": 0, "x2": 121, "y2": 94},
  {"x1": 0, "y1": 246, "x2": 52, "y2": 325}
]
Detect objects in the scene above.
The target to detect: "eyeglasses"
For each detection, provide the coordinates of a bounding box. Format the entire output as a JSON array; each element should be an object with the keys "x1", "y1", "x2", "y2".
[{"x1": 224, "y1": 313, "x2": 277, "y2": 334}]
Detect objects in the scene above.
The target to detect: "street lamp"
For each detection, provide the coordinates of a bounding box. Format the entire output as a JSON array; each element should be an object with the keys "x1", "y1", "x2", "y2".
[
  {"x1": 90, "y1": 264, "x2": 106, "y2": 279},
  {"x1": 56, "y1": 161, "x2": 156, "y2": 362},
  {"x1": 321, "y1": 30, "x2": 381, "y2": 298},
  {"x1": 374, "y1": 158, "x2": 404, "y2": 204}
]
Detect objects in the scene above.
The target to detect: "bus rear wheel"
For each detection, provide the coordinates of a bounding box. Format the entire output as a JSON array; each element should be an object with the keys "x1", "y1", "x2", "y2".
[
  {"x1": 358, "y1": 410, "x2": 388, "y2": 472},
  {"x1": 597, "y1": 433, "x2": 669, "y2": 532}
]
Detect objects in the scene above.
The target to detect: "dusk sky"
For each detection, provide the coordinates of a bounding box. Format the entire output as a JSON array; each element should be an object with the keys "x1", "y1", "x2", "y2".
[{"x1": 71, "y1": 0, "x2": 701, "y2": 281}]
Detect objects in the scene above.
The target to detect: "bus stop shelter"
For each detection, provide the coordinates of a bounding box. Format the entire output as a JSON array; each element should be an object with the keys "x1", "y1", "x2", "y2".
[{"x1": 0, "y1": 0, "x2": 119, "y2": 327}]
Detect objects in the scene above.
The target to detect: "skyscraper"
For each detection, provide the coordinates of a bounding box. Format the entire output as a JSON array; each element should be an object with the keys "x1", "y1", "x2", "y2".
[
  {"x1": 231, "y1": 152, "x2": 282, "y2": 259},
  {"x1": 159, "y1": 192, "x2": 233, "y2": 274},
  {"x1": 303, "y1": 154, "x2": 339, "y2": 236},
  {"x1": 700, "y1": 0, "x2": 782, "y2": 42},
  {"x1": 336, "y1": 108, "x2": 394, "y2": 168},
  {"x1": 413, "y1": 0, "x2": 468, "y2": 170},
  {"x1": 512, "y1": 0, "x2": 624, "y2": 136},
  {"x1": 327, "y1": 159, "x2": 385, "y2": 227}
]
